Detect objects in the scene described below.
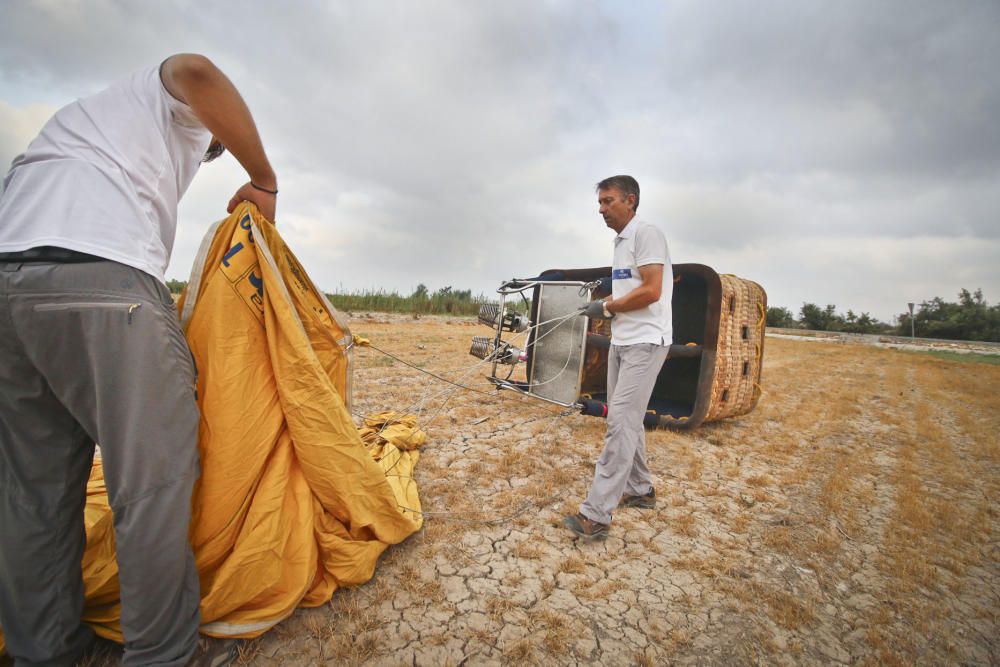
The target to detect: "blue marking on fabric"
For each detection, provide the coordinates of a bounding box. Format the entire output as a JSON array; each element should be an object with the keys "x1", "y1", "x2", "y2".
[
  {"x1": 222, "y1": 242, "x2": 244, "y2": 267},
  {"x1": 612, "y1": 268, "x2": 632, "y2": 280},
  {"x1": 248, "y1": 271, "x2": 263, "y2": 297}
]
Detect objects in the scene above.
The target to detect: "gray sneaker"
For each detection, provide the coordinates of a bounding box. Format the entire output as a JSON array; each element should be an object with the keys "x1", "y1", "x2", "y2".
[{"x1": 619, "y1": 488, "x2": 656, "y2": 509}]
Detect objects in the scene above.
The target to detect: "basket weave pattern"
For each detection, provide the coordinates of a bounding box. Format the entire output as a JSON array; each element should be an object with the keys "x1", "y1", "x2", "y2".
[
  {"x1": 705, "y1": 275, "x2": 766, "y2": 422},
  {"x1": 581, "y1": 318, "x2": 611, "y2": 394}
]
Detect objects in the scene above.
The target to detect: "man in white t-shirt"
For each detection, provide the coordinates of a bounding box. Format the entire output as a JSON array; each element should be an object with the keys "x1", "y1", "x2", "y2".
[
  {"x1": 564, "y1": 175, "x2": 673, "y2": 541},
  {"x1": 0, "y1": 54, "x2": 276, "y2": 666}
]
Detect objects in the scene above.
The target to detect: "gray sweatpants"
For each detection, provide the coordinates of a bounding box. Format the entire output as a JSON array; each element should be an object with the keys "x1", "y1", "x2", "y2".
[
  {"x1": 0, "y1": 260, "x2": 201, "y2": 666},
  {"x1": 580, "y1": 342, "x2": 669, "y2": 525}
]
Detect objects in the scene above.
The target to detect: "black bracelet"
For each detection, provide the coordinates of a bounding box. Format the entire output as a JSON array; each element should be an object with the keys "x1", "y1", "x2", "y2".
[{"x1": 251, "y1": 182, "x2": 278, "y2": 195}]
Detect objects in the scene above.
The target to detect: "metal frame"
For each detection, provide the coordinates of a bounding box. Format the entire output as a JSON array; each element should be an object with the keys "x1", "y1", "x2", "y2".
[{"x1": 484, "y1": 279, "x2": 592, "y2": 408}]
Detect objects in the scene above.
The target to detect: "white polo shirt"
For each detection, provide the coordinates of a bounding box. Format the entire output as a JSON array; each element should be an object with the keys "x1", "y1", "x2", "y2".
[
  {"x1": 610, "y1": 218, "x2": 673, "y2": 346},
  {"x1": 0, "y1": 65, "x2": 211, "y2": 282}
]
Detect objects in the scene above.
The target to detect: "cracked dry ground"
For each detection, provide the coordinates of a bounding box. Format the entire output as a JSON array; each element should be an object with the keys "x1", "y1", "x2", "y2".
[{"x1": 172, "y1": 316, "x2": 1000, "y2": 665}]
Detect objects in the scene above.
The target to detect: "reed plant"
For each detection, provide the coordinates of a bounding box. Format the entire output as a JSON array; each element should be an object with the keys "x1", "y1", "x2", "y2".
[{"x1": 325, "y1": 288, "x2": 492, "y2": 316}]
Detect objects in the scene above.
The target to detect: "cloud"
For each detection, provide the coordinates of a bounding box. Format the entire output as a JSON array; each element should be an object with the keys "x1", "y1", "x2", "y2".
[
  {"x1": 687, "y1": 235, "x2": 1000, "y2": 322},
  {"x1": 1, "y1": 1, "x2": 998, "y2": 323}
]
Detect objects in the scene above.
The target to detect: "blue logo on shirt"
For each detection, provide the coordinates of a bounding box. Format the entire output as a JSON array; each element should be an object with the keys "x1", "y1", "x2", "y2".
[{"x1": 612, "y1": 268, "x2": 633, "y2": 280}]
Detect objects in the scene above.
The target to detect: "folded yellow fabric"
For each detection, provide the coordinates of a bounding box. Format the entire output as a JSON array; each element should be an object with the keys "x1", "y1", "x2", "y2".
[
  {"x1": 182, "y1": 203, "x2": 424, "y2": 637},
  {"x1": 0, "y1": 203, "x2": 422, "y2": 651}
]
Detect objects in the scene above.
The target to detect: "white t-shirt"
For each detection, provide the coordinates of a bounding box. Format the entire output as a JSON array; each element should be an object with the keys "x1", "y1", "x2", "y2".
[
  {"x1": 0, "y1": 65, "x2": 211, "y2": 282},
  {"x1": 610, "y1": 218, "x2": 673, "y2": 346}
]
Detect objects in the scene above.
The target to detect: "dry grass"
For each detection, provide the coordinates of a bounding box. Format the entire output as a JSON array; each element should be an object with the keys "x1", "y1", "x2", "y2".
[
  {"x1": 671, "y1": 511, "x2": 699, "y2": 537},
  {"x1": 557, "y1": 555, "x2": 587, "y2": 575},
  {"x1": 503, "y1": 638, "x2": 535, "y2": 662},
  {"x1": 62, "y1": 319, "x2": 999, "y2": 667},
  {"x1": 486, "y1": 595, "x2": 518, "y2": 621},
  {"x1": 633, "y1": 649, "x2": 657, "y2": 667},
  {"x1": 573, "y1": 578, "x2": 626, "y2": 601},
  {"x1": 511, "y1": 540, "x2": 545, "y2": 560}
]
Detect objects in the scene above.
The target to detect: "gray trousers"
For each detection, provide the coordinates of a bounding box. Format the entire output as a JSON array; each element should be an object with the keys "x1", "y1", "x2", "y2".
[
  {"x1": 0, "y1": 260, "x2": 201, "y2": 666},
  {"x1": 580, "y1": 342, "x2": 669, "y2": 525}
]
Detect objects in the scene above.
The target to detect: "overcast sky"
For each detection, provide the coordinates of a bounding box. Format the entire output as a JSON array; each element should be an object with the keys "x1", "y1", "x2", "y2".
[{"x1": 2, "y1": 1, "x2": 998, "y2": 321}]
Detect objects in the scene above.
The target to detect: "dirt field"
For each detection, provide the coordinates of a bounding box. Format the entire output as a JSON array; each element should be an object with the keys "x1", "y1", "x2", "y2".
[{"x1": 86, "y1": 313, "x2": 1000, "y2": 666}]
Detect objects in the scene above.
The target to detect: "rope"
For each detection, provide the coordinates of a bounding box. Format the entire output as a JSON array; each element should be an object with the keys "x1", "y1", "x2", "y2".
[
  {"x1": 520, "y1": 326, "x2": 580, "y2": 390},
  {"x1": 415, "y1": 310, "x2": 578, "y2": 427},
  {"x1": 382, "y1": 355, "x2": 497, "y2": 434},
  {"x1": 359, "y1": 308, "x2": 585, "y2": 436},
  {"x1": 363, "y1": 341, "x2": 496, "y2": 398}
]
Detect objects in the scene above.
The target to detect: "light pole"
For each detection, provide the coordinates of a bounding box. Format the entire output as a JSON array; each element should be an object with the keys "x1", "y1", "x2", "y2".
[{"x1": 907, "y1": 302, "x2": 915, "y2": 339}]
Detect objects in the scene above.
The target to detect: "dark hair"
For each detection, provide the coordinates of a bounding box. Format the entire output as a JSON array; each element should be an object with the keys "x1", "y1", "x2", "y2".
[
  {"x1": 202, "y1": 141, "x2": 226, "y2": 163},
  {"x1": 596, "y1": 175, "x2": 639, "y2": 212}
]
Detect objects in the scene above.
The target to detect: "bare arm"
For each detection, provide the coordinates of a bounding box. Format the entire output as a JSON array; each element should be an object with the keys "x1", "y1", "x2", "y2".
[
  {"x1": 160, "y1": 53, "x2": 277, "y2": 221},
  {"x1": 606, "y1": 264, "x2": 663, "y2": 314}
]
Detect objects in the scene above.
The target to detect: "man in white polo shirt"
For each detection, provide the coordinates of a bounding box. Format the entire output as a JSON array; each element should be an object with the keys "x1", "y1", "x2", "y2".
[
  {"x1": 0, "y1": 55, "x2": 276, "y2": 666},
  {"x1": 564, "y1": 175, "x2": 672, "y2": 541}
]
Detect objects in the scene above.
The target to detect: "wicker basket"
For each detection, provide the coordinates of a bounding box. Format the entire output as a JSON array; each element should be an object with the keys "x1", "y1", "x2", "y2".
[
  {"x1": 536, "y1": 264, "x2": 766, "y2": 429},
  {"x1": 703, "y1": 274, "x2": 766, "y2": 422}
]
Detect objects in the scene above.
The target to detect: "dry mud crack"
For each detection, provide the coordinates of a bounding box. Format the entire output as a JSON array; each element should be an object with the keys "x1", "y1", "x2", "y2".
[
  {"x1": 77, "y1": 315, "x2": 1000, "y2": 666},
  {"x1": 245, "y1": 316, "x2": 1000, "y2": 666}
]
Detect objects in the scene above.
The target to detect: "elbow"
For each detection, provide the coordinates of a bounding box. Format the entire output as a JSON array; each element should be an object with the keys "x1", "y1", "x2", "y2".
[{"x1": 169, "y1": 53, "x2": 218, "y2": 84}]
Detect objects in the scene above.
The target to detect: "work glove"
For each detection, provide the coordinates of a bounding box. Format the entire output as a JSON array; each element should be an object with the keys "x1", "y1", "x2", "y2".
[{"x1": 580, "y1": 300, "x2": 614, "y2": 320}]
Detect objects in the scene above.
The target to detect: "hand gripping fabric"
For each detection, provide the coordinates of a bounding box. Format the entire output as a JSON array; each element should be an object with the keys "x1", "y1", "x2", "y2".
[{"x1": 0, "y1": 202, "x2": 424, "y2": 652}]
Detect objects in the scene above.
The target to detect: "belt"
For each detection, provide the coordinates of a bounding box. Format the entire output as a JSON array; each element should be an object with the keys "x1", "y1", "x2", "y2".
[{"x1": 0, "y1": 246, "x2": 106, "y2": 263}]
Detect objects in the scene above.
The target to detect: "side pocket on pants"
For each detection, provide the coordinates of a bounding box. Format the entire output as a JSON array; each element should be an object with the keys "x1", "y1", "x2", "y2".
[{"x1": 34, "y1": 301, "x2": 144, "y2": 324}]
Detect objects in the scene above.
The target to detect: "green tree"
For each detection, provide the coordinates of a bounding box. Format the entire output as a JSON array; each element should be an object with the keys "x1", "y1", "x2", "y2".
[
  {"x1": 799, "y1": 303, "x2": 842, "y2": 331},
  {"x1": 841, "y1": 310, "x2": 881, "y2": 334},
  {"x1": 766, "y1": 306, "x2": 796, "y2": 328},
  {"x1": 897, "y1": 288, "x2": 1000, "y2": 342}
]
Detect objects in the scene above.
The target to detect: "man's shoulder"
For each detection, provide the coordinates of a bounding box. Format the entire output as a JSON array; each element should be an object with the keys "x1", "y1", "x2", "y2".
[
  {"x1": 633, "y1": 220, "x2": 666, "y2": 243},
  {"x1": 78, "y1": 65, "x2": 158, "y2": 103},
  {"x1": 81, "y1": 65, "x2": 203, "y2": 131}
]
